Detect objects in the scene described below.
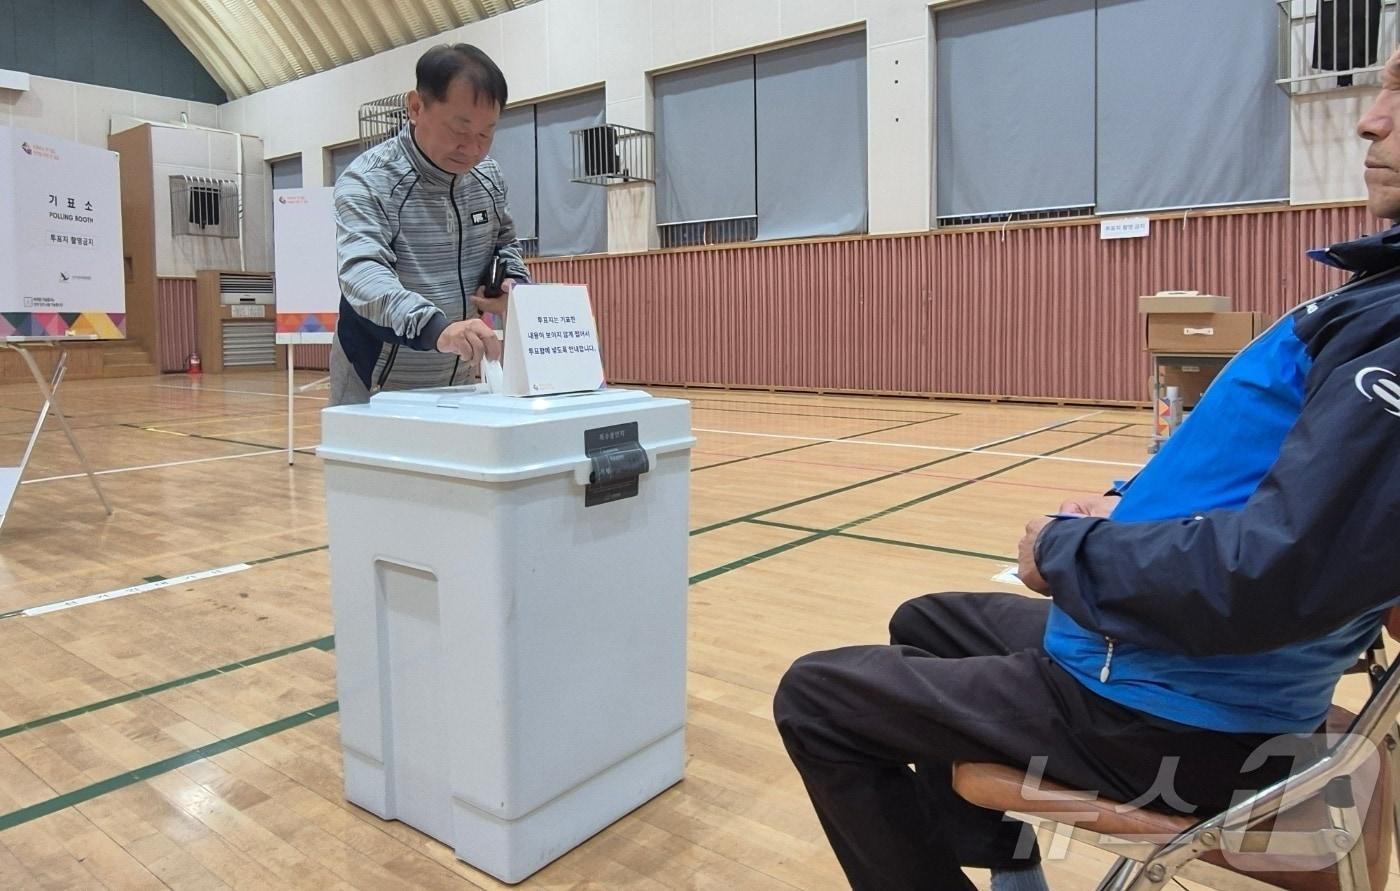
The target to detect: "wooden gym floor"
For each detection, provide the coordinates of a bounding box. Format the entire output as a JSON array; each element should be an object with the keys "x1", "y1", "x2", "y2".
[{"x1": 0, "y1": 370, "x2": 1388, "y2": 890}]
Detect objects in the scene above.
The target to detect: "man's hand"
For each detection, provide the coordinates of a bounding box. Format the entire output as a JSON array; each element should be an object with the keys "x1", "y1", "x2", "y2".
[
  {"x1": 435, "y1": 318, "x2": 502, "y2": 365},
  {"x1": 1017, "y1": 516, "x2": 1053, "y2": 595},
  {"x1": 470, "y1": 277, "x2": 515, "y2": 319},
  {"x1": 1056, "y1": 493, "x2": 1119, "y2": 519}
]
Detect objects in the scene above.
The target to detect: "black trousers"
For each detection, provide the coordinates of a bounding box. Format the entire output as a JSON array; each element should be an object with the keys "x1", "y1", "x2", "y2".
[{"x1": 773, "y1": 593, "x2": 1313, "y2": 891}]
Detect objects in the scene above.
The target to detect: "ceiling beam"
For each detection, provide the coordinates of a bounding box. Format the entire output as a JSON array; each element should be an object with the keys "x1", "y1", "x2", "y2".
[
  {"x1": 250, "y1": 0, "x2": 318, "y2": 79},
  {"x1": 146, "y1": 0, "x2": 262, "y2": 97},
  {"x1": 300, "y1": 0, "x2": 365, "y2": 62}
]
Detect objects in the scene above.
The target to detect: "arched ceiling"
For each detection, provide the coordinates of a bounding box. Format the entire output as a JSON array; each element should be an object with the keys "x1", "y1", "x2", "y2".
[{"x1": 143, "y1": 0, "x2": 539, "y2": 99}]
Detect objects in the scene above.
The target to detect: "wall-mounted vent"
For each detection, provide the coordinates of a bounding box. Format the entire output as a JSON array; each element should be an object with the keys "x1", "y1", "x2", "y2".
[
  {"x1": 171, "y1": 176, "x2": 240, "y2": 238},
  {"x1": 218, "y1": 272, "x2": 274, "y2": 305}
]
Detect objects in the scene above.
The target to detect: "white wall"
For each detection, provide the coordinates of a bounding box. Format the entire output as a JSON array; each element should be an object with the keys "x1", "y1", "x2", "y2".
[
  {"x1": 1292, "y1": 87, "x2": 1371, "y2": 206},
  {"x1": 0, "y1": 73, "x2": 220, "y2": 150},
  {"x1": 0, "y1": 75, "x2": 270, "y2": 273},
  {"x1": 149, "y1": 126, "x2": 269, "y2": 275},
  {"x1": 218, "y1": 0, "x2": 936, "y2": 240},
  {"x1": 215, "y1": 0, "x2": 1379, "y2": 255},
  {"x1": 1278, "y1": 3, "x2": 1383, "y2": 206}
]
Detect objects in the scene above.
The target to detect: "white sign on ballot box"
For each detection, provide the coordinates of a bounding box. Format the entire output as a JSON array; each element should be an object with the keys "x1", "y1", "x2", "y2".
[{"x1": 500, "y1": 284, "x2": 605, "y2": 396}]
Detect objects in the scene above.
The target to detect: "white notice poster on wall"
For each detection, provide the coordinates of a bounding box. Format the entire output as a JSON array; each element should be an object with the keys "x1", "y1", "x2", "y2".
[
  {"x1": 273, "y1": 187, "x2": 338, "y2": 343},
  {"x1": 1099, "y1": 216, "x2": 1151, "y2": 241},
  {"x1": 0, "y1": 126, "x2": 125, "y2": 338}
]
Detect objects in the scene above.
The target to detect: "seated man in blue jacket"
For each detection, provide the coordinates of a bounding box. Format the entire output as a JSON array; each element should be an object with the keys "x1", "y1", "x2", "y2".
[{"x1": 774, "y1": 49, "x2": 1400, "y2": 891}]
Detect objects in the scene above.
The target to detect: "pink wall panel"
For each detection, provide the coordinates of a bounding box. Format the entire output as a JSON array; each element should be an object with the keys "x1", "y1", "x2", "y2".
[
  {"x1": 532, "y1": 205, "x2": 1373, "y2": 403},
  {"x1": 294, "y1": 344, "x2": 331, "y2": 371},
  {"x1": 158, "y1": 278, "x2": 332, "y2": 372},
  {"x1": 155, "y1": 278, "x2": 197, "y2": 373}
]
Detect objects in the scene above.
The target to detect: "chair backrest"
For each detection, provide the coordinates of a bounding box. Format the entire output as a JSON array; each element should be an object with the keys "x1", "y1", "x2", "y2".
[{"x1": 1145, "y1": 653, "x2": 1400, "y2": 889}]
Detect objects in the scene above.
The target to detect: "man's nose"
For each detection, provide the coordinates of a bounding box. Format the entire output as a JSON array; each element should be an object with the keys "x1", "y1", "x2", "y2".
[{"x1": 1359, "y1": 97, "x2": 1394, "y2": 142}]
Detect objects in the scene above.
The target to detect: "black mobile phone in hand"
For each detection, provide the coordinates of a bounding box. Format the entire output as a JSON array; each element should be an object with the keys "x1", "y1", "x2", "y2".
[{"x1": 480, "y1": 255, "x2": 508, "y2": 297}]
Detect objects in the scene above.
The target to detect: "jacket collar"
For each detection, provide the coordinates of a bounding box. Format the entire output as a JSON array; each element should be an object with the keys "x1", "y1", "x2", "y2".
[
  {"x1": 1309, "y1": 223, "x2": 1400, "y2": 274},
  {"x1": 398, "y1": 124, "x2": 455, "y2": 188}
]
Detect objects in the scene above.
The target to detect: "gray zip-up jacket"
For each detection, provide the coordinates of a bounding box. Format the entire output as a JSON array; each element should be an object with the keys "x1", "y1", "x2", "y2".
[{"x1": 331, "y1": 124, "x2": 529, "y2": 398}]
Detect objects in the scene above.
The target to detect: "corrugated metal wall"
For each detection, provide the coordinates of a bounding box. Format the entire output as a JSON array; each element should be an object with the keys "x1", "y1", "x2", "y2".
[
  {"x1": 295, "y1": 344, "x2": 331, "y2": 370},
  {"x1": 155, "y1": 278, "x2": 198, "y2": 373},
  {"x1": 157, "y1": 278, "x2": 332, "y2": 372},
  {"x1": 532, "y1": 204, "x2": 1374, "y2": 403}
]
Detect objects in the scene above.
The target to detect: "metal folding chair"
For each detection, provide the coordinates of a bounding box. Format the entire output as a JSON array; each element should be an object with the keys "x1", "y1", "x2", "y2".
[{"x1": 954, "y1": 619, "x2": 1400, "y2": 890}]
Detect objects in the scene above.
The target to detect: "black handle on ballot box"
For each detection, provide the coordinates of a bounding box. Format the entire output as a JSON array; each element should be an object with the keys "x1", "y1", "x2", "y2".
[
  {"x1": 584, "y1": 422, "x2": 649, "y2": 507},
  {"x1": 589, "y1": 444, "x2": 649, "y2": 486}
]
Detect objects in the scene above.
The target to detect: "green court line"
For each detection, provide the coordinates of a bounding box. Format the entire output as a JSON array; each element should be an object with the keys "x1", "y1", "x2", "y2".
[
  {"x1": 1056, "y1": 419, "x2": 1153, "y2": 437},
  {"x1": 689, "y1": 416, "x2": 1092, "y2": 537},
  {"x1": 119, "y1": 422, "x2": 283, "y2": 452},
  {"x1": 694, "y1": 414, "x2": 957, "y2": 473},
  {"x1": 0, "y1": 701, "x2": 340, "y2": 833},
  {"x1": 695, "y1": 439, "x2": 857, "y2": 472},
  {"x1": 0, "y1": 421, "x2": 1126, "y2": 830},
  {"x1": 247, "y1": 544, "x2": 329, "y2": 566},
  {"x1": 0, "y1": 545, "x2": 330, "y2": 622},
  {"x1": 688, "y1": 396, "x2": 964, "y2": 418},
  {"x1": 0, "y1": 636, "x2": 334, "y2": 742},
  {"x1": 0, "y1": 551, "x2": 333, "y2": 731},
  {"x1": 691, "y1": 405, "x2": 957, "y2": 423},
  {"x1": 688, "y1": 425, "x2": 1132, "y2": 586},
  {"x1": 832, "y1": 424, "x2": 1132, "y2": 532},
  {"x1": 690, "y1": 449, "x2": 967, "y2": 538},
  {"x1": 126, "y1": 408, "x2": 303, "y2": 429},
  {"x1": 746, "y1": 518, "x2": 1016, "y2": 563}
]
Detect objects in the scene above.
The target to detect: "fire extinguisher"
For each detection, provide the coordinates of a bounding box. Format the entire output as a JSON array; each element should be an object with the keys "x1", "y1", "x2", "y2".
[{"x1": 188, "y1": 352, "x2": 203, "y2": 375}]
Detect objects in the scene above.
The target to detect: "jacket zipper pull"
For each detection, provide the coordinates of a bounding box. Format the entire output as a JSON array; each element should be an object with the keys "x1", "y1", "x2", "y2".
[{"x1": 1099, "y1": 638, "x2": 1115, "y2": 684}]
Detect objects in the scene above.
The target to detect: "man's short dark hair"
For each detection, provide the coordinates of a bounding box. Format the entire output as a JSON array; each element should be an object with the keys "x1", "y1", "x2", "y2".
[{"x1": 416, "y1": 44, "x2": 508, "y2": 109}]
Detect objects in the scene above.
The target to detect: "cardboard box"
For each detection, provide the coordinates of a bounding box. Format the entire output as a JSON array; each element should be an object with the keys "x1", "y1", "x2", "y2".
[
  {"x1": 1144, "y1": 311, "x2": 1264, "y2": 353},
  {"x1": 1154, "y1": 361, "x2": 1226, "y2": 409},
  {"x1": 1138, "y1": 291, "x2": 1232, "y2": 314}
]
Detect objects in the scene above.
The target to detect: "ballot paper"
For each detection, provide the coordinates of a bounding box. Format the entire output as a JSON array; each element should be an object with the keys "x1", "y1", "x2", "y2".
[
  {"x1": 480, "y1": 358, "x2": 504, "y2": 393},
  {"x1": 992, "y1": 565, "x2": 1024, "y2": 588}
]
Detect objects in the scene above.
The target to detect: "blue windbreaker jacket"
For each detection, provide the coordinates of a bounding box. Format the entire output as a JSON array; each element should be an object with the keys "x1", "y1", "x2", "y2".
[{"x1": 1039, "y1": 225, "x2": 1400, "y2": 734}]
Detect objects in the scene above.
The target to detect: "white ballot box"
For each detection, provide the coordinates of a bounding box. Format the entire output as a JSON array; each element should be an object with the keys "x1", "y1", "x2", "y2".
[{"x1": 318, "y1": 386, "x2": 694, "y2": 883}]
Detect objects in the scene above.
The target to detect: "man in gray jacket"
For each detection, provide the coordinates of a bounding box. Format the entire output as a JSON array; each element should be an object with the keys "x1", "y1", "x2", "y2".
[{"x1": 329, "y1": 43, "x2": 530, "y2": 405}]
